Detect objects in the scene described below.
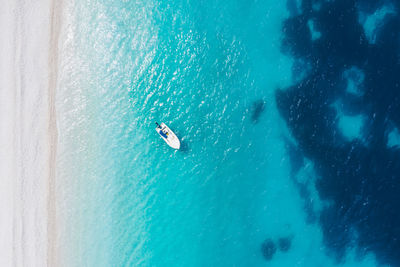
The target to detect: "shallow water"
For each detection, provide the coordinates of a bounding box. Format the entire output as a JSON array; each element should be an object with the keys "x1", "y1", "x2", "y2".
[{"x1": 56, "y1": 0, "x2": 399, "y2": 266}]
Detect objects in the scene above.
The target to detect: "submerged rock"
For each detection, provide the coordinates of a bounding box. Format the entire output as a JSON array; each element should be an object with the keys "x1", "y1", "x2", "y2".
[
  {"x1": 261, "y1": 239, "x2": 276, "y2": 260},
  {"x1": 278, "y1": 237, "x2": 292, "y2": 252},
  {"x1": 251, "y1": 99, "x2": 265, "y2": 123}
]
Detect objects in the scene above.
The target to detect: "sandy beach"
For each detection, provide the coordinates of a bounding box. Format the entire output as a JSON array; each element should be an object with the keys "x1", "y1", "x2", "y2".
[{"x1": 0, "y1": 0, "x2": 60, "y2": 266}]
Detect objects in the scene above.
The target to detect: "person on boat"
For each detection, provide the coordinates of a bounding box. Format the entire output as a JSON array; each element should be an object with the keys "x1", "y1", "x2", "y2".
[
  {"x1": 155, "y1": 122, "x2": 169, "y2": 138},
  {"x1": 159, "y1": 129, "x2": 168, "y2": 139}
]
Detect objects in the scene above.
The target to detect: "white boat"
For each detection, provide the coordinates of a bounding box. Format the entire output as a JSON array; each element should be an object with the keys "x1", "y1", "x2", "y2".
[{"x1": 155, "y1": 122, "x2": 181, "y2": 150}]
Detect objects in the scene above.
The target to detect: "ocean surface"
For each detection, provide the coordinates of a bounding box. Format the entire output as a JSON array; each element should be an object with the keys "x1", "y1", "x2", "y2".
[{"x1": 56, "y1": 0, "x2": 400, "y2": 266}]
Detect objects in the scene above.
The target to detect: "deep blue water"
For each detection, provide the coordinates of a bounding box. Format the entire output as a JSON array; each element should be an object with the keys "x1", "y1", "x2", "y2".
[
  {"x1": 56, "y1": 0, "x2": 400, "y2": 266},
  {"x1": 278, "y1": 0, "x2": 400, "y2": 265}
]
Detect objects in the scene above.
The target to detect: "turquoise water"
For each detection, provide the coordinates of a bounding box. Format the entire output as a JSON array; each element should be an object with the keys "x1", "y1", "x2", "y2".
[
  {"x1": 56, "y1": 0, "x2": 381, "y2": 266},
  {"x1": 358, "y1": 3, "x2": 396, "y2": 44},
  {"x1": 388, "y1": 127, "x2": 400, "y2": 148},
  {"x1": 332, "y1": 101, "x2": 365, "y2": 142}
]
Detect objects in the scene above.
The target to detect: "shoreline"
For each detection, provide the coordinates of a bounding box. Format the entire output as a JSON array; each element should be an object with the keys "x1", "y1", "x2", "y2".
[{"x1": 48, "y1": 0, "x2": 62, "y2": 266}]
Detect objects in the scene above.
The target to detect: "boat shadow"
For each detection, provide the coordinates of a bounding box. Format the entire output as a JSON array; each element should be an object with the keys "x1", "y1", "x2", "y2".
[{"x1": 179, "y1": 139, "x2": 190, "y2": 153}]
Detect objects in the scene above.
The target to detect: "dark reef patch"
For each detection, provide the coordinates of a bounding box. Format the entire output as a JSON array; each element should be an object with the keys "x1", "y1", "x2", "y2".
[
  {"x1": 278, "y1": 237, "x2": 292, "y2": 252},
  {"x1": 250, "y1": 99, "x2": 265, "y2": 124},
  {"x1": 287, "y1": 0, "x2": 301, "y2": 16},
  {"x1": 278, "y1": 0, "x2": 400, "y2": 265},
  {"x1": 261, "y1": 239, "x2": 276, "y2": 260}
]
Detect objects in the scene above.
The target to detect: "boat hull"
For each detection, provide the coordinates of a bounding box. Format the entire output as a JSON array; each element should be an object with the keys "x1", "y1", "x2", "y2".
[{"x1": 155, "y1": 123, "x2": 180, "y2": 149}]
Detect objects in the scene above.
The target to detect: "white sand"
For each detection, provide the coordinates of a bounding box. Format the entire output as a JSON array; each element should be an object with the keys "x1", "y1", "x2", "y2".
[{"x1": 0, "y1": 0, "x2": 60, "y2": 266}]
